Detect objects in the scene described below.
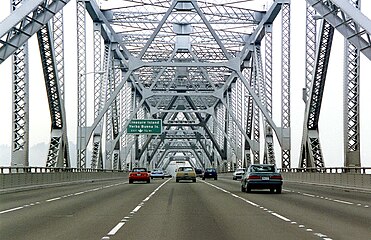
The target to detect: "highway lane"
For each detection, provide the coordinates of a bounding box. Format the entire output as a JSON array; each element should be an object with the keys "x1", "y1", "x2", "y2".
[
  {"x1": 215, "y1": 175, "x2": 371, "y2": 240},
  {"x1": 0, "y1": 178, "x2": 158, "y2": 239},
  {"x1": 1, "y1": 175, "x2": 370, "y2": 240}
]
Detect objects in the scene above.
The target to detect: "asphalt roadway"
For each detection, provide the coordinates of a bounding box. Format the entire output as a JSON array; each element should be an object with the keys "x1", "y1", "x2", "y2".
[{"x1": 1, "y1": 174, "x2": 370, "y2": 240}]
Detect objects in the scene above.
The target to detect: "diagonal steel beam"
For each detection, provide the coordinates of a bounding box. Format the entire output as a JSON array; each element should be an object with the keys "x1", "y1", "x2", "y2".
[
  {"x1": 0, "y1": 0, "x2": 70, "y2": 63},
  {"x1": 306, "y1": 0, "x2": 371, "y2": 59}
]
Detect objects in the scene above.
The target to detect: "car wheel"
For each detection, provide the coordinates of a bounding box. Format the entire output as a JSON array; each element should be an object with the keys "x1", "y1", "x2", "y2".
[
  {"x1": 193, "y1": 179, "x2": 196, "y2": 183},
  {"x1": 129, "y1": 180, "x2": 133, "y2": 184},
  {"x1": 147, "y1": 179, "x2": 150, "y2": 183},
  {"x1": 233, "y1": 177, "x2": 236, "y2": 180},
  {"x1": 241, "y1": 185, "x2": 246, "y2": 192},
  {"x1": 176, "y1": 179, "x2": 179, "y2": 182},
  {"x1": 214, "y1": 177, "x2": 217, "y2": 180},
  {"x1": 276, "y1": 187, "x2": 282, "y2": 194},
  {"x1": 270, "y1": 188, "x2": 275, "y2": 193},
  {"x1": 246, "y1": 186, "x2": 251, "y2": 193},
  {"x1": 162, "y1": 177, "x2": 164, "y2": 179},
  {"x1": 202, "y1": 177, "x2": 205, "y2": 180}
]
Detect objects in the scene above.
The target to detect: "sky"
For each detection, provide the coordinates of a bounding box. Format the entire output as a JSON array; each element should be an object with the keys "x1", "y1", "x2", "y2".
[{"x1": 0, "y1": 0, "x2": 370, "y2": 168}]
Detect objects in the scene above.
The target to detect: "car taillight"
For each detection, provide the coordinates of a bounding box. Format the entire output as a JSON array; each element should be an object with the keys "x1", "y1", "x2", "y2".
[
  {"x1": 271, "y1": 175, "x2": 283, "y2": 180},
  {"x1": 248, "y1": 175, "x2": 261, "y2": 179}
]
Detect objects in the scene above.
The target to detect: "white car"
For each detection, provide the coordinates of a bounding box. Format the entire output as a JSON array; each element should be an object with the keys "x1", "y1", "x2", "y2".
[
  {"x1": 233, "y1": 168, "x2": 246, "y2": 180},
  {"x1": 150, "y1": 169, "x2": 165, "y2": 179}
]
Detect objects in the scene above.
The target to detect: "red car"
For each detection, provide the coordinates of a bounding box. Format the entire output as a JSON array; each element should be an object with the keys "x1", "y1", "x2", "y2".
[{"x1": 129, "y1": 168, "x2": 150, "y2": 183}]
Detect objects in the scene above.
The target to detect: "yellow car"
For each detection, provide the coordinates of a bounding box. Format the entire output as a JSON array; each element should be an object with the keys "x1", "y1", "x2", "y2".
[{"x1": 176, "y1": 167, "x2": 196, "y2": 182}]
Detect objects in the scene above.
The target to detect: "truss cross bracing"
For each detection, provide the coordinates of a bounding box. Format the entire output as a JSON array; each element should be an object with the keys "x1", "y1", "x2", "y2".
[{"x1": 1, "y1": 0, "x2": 370, "y2": 170}]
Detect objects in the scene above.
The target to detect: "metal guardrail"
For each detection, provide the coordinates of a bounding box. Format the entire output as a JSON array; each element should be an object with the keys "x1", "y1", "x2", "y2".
[
  {"x1": 279, "y1": 167, "x2": 371, "y2": 174},
  {"x1": 0, "y1": 167, "x2": 127, "y2": 174}
]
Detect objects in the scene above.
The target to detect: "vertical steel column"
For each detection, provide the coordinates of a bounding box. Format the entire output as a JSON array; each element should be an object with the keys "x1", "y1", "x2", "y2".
[
  {"x1": 91, "y1": 23, "x2": 104, "y2": 169},
  {"x1": 243, "y1": 67, "x2": 253, "y2": 167},
  {"x1": 121, "y1": 81, "x2": 133, "y2": 170},
  {"x1": 343, "y1": 0, "x2": 361, "y2": 168},
  {"x1": 230, "y1": 83, "x2": 237, "y2": 163},
  {"x1": 300, "y1": 19, "x2": 334, "y2": 169},
  {"x1": 252, "y1": 50, "x2": 260, "y2": 164},
  {"x1": 37, "y1": 20, "x2": 69, "y2": 168},
  {"x1": 300, "y1": 4, "x2": 317, "y2": 168},
  {"x1": 105, "y1": 54, "x2": 114, "y2": 170},
  {"x1": 213, "y1": 108, "x2": 220, "y2": 166},
  {"x1": 264, "y1": 24, "x2": 275, "y2": 164},
  {"x1": 11, "y1": 0, "x2": 29, "y2": 167},
  {"x1": 49, "y1": 7, "x2": 70, "y2": 167},
  {"x1": 76, "y1": 0, "x2": 87, "y2": 168},
  {"x1": 52, "y1": 11, "x2": 65, "y2": 99},
  {"x1": 216, "y1": 105, "x2": 224, "y2": 159},
  {"x1": 223, "y1": 99, "x2": 230, "y2": 169},
  {"x1": 281, "y1": 3, "x2": 291, "y2": 169},
  {"x1": 304, "y1": 4, "x2": 317, "y2": 103},
  {"x1": 112, "y1": 66, "x2": 121, "y2": 170},
  {"x1": 236, "y1": 79, "x2": 243, "y2": 168}
]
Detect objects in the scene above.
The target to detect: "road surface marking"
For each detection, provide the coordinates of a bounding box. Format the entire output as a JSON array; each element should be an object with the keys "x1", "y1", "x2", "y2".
[
  {"x1": 102, "y1": 179, "x2": 171, "y2": 239},
  {"x1": 107, "y1": 222, "x2": 126, "y2": 236},
  {"x1": 0, "y1": 206, "x2": 24, "y2": 214},
  {"x1": 46, "y1": 197, "x2": 62, "y2": 202},
  {"x1": 203, "y1": 180, "x2": 333, "y2": 240},
  {"x1": 0, "y1": 181, "x2": 127, "y2": 215},
  {"x1": 289, "y1": 190, "x2": 369, "y2": 207}
]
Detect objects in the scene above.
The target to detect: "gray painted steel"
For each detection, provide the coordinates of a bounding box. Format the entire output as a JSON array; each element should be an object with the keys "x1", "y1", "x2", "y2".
[{"x1": 0, "y1": 0, "x2": 369, "y2": 171}]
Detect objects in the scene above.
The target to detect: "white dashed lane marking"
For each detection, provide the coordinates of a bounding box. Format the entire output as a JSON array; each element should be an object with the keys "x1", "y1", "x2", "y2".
[
  {"x1": 101, "y1": 178, "x2": 171, "y2": 240},
  {"x1": 0, "y1": 181, "x2": 127, "y2": 215},
  {"x1": 203, "y1": 181, "x2": 333, "y2": 240},
  {"x1": 284, "y1": 189, "x2": 370, "y2": 208},
  {"x1": 0, "y1": 206, "x2": 24, "y2": 214}
]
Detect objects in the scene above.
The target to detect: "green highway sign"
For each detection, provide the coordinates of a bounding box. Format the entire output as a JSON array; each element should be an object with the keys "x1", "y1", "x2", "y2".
[{"x1": 127, "y1": 119, "x2": 162, "y2": 134}]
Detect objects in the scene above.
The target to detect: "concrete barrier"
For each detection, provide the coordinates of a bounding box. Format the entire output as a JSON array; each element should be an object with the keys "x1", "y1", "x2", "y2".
[
  {"x1": 282, "y1": 172, "x2": 371, "y2": 191},
  {"x1": 2, "y1": 171, "x2": 370, "y2": 193},
  {"x1": 0, "y1": 172, "x2": 128, "y2": 192}
]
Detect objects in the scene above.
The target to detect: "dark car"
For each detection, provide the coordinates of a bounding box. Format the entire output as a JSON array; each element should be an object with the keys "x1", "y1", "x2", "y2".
[
  {"x1": 202, "y1": 168, "x2": 217, "y2": 180},
  {"x1": 195, "y1": 168, "x2": 203, "y2": 178},
  {"x1": 240, "y1": 164, "x2": 283, "y2": 193}
]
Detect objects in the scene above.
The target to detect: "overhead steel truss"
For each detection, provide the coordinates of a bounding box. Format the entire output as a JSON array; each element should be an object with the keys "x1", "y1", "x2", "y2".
[
  {"x1": 1, "y1": 0, "x2": 369, "y2": 170},
  {"x1": 77, "y1": 0, "x2": 291, "y2": 170}
]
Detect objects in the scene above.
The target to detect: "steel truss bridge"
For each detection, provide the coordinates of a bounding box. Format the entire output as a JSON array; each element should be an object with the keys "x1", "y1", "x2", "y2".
[{"x1": 0, "y1": 0, "x2": 370, "y2": 171}]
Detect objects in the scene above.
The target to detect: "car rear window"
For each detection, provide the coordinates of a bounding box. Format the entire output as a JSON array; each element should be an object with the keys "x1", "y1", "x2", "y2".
[
  {"x1": 132, "y1": 168, "x2": 147, "y2": 172},
  {"x1": 250, "y1": 165, "x2": 275, "y2": 172},
  {"x1": 206, "y1": 168, "x2": 216, "y2": 172},
  {"x1": 178, "y1": 167, "x2": 193, "y2": 172}
]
